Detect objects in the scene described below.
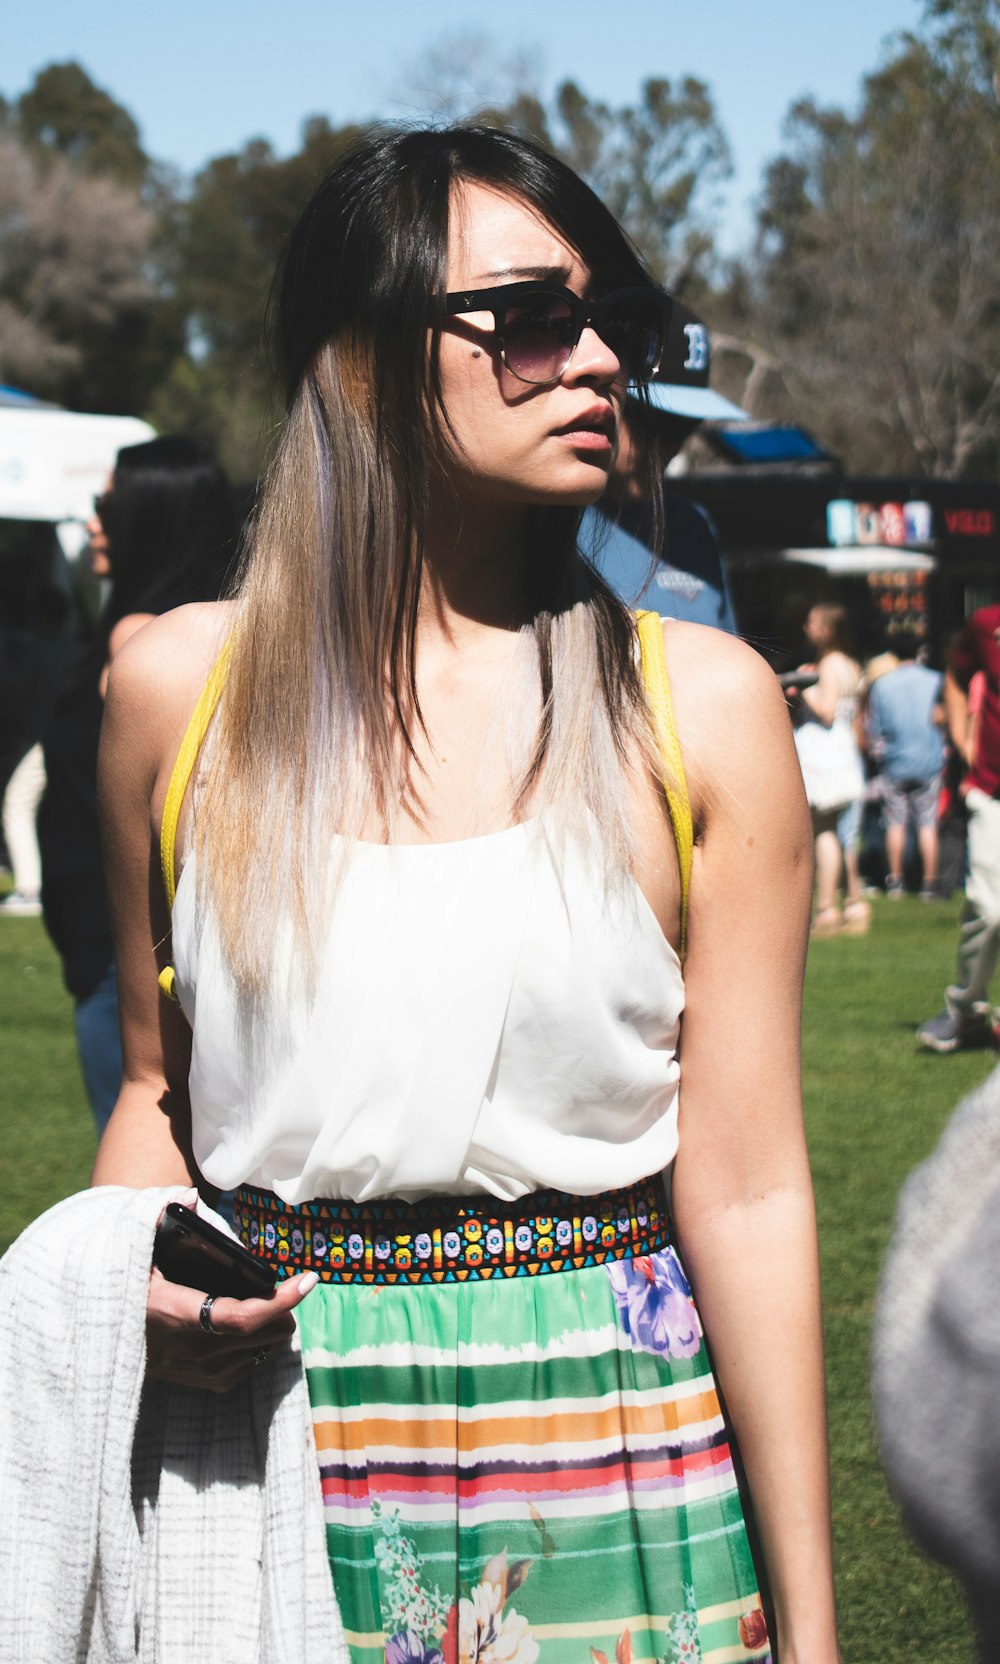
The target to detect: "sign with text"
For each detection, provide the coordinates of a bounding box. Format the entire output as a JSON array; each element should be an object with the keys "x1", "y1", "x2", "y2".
[
  {"x1": 826, "y1": 498, "x2": 933, "y2": 549},
  {"x1": 943, "y1": 508, "x2": 996, "y2": 538}
]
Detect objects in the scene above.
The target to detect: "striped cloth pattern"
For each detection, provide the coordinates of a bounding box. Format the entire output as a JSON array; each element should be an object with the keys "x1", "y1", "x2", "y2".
[{"x1": 297, "y1": 1237, "x2": 772, "y2": 1664}]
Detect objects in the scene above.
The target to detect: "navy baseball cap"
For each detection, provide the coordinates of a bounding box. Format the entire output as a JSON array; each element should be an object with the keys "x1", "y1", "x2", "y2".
[{"x1": 634, "y1": 300, "x2": 749, "y2": 423}]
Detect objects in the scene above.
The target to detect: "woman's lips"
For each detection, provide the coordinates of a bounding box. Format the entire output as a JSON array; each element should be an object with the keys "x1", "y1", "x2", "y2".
[
  {"x1": 553, "y1": 426, "x2": 614, "y2": 452},
  {"x1": 551, "y1": 404, "x2": 615, "y2": 451}
]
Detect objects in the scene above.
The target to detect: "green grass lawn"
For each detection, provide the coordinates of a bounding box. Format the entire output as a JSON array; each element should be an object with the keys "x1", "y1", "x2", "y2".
[
  {"x1": 802, "y1": 897, "x2": 990, "y2": 1663},
  {"x1": 1, "y1": 917, "x2": 97, "y2": 1254},
  {"x1": 1, "y1": 899, "x2": 991, "y2": 1660}
]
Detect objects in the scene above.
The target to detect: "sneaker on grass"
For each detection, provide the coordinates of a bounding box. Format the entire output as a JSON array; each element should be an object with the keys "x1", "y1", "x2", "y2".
[
  {"x1": 916, "y1": 1010, "x2": 992, "y2": 1053},
  {"x1": 0, "y1": 890, "x2": 41, "y2": 917}
]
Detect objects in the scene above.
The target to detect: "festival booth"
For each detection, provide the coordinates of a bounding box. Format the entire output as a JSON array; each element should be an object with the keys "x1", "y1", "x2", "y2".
[{"x1": 669, "y1": 448, "x2": 1000, "y2": 666}]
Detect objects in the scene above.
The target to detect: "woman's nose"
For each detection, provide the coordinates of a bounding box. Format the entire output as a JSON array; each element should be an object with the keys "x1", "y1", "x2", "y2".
[{"x1": 566, "y1": 325, "x2": 623, "y2": 386}]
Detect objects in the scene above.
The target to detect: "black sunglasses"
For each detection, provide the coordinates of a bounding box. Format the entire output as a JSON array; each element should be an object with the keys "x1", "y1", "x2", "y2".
[
  {"x1": 444, "y1": 282, "x2": 671, "y2": 387},
  {"x1": 93, "y1": 491, "x2": 113, "y2": 520}
]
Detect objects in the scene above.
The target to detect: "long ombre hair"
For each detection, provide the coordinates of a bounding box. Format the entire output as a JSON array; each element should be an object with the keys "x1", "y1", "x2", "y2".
[{"x1": 196, "y1": 126, "x2": 667, "y2": 993}]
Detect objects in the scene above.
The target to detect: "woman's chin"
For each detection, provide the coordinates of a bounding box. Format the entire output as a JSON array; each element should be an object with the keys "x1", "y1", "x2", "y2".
[
  {"x1": 564, "y1": 477, "x2": 615, "y2": 508},
  {"x1": 536, "y1": 464, "x2": 615, "y2": 509}
]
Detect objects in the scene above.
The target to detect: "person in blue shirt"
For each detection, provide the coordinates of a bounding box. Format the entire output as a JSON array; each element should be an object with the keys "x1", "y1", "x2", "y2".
[
  {"x1": 865, "y1": 633, "x2": 944, "y2": 898},
  {"x1": 581, "y1": 301, "x2": 746, "y2": 633}
]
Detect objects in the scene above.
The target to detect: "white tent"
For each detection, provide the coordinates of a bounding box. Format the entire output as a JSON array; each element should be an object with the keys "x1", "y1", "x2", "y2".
[{"x1": 0, "y1": 400, "x2": 155, "y2": 525}]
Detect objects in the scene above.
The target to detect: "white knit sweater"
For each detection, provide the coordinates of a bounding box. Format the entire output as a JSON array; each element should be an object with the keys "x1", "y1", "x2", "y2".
[
  {"x1": 874, "y1": 1062, "x2": 1000, "y2": 1655},
  {"x1": 0, "y1": 1185, "x2": 348, "y2": 1664}
]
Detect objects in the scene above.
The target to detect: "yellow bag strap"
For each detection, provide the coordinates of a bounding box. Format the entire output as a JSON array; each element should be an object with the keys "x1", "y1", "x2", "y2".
[
  {"x1": 160, "y1": 637, "x2": 232, "y2": 915},
  {"x1": 636, "y1": 609, "x2": 693, "y2": 955}
]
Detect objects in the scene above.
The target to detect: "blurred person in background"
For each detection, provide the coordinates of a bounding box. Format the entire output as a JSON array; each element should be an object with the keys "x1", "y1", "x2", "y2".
[
  {"x1": 0, "y1": 580, "x2": 79, "y2": 917},
  {"x1": 0, "y1": 743, "x2": 45, "y2": 915},
  {"x1": 918, "y1": 605, "x2": 1000, "y2": 1053},
  {"x1": 581, "y1": 300, "x2": 741, "y2": 633},
  {"x1": 791, "y1": 604, "x2": 868, "y2": 936},
  {"x1": 38, "y1": 435, "x2": 237, "y2": 1131},
  {"x1": 943, "y1": 658, "x2": 986, "y2": 783},
  {"x1": 863, "y1": 631, "x2": 944, "y2": 900},
  {"x1": 854, "y1": 642, "x2": 900, "y2": 894},
  {"x1": 923, "y1": 648, "x2": 970, "y2": 903}
]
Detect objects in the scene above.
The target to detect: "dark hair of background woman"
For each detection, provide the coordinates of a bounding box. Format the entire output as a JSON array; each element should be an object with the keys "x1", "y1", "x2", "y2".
[{"x1": 100, "y1": 435, "x2": 238, "y2": 635}]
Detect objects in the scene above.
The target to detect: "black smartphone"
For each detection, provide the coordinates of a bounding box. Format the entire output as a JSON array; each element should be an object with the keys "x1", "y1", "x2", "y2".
[{"x1": 152, "y1": 1202, "x2": 278, "y2": 1300}]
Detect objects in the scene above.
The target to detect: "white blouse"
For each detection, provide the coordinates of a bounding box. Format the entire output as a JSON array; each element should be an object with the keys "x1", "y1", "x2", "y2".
[{"x1": 172, "y1": 822, "x2": 684, "y2": 1206}]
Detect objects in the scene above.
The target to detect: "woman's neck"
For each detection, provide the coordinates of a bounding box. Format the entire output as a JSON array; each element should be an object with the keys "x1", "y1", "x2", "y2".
[{"x1": 420, "y1": 495, "x2": 532, "y2": 638}]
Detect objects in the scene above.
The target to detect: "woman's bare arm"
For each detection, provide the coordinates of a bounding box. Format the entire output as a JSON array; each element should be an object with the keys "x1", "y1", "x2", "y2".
[
  {"x1": 664, "y1": 623, "x2": 839, "y2": 1664},
  {"x1": 943, "y1": 669, "x2": 971, "y2": 762},
  {"x1": 801, "y1": 652, "x2": 845, "y2": 728},
  {"x1": 92, "y1": 611, "x2": 208, "y2": 1187},
  {"x1": 91, "y1": 603, "x2": 317, "y2": 1388}
]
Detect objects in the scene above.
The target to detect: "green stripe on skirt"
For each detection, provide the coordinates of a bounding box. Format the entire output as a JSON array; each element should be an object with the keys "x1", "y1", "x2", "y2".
[{"x1": 297, "y1": 1238, "x2": 772, "y2": 1664}]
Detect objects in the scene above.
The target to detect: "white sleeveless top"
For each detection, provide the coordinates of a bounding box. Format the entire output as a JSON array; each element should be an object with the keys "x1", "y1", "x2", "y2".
[{"x1": 172, "y1": 823, "x2": 684, "y2": 1206}]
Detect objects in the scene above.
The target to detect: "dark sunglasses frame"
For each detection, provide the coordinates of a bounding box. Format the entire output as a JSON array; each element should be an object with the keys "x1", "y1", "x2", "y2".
[
  {"x1": 443, "y1": 282, "x2": 671, "y2": 386},
  {"x1": 93, "y1": 491, "x2": 113, "y2": 520}
]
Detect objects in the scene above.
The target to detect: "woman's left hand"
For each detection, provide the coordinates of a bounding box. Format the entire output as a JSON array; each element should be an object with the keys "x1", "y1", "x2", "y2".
[{"x1": 145, "y1": 1264, "x2": 319, "y2": 1392}]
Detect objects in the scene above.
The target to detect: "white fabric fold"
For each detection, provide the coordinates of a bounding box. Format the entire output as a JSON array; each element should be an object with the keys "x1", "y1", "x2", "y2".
[{"x1": 175, "y1": 825, "x2": 684, "y2": 1204}]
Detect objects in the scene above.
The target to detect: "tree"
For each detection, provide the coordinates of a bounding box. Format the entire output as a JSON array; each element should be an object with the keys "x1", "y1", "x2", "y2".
[
  {"x1": 0, "y1": 131, "x2": 181, "y2": 412},
  {"x1": 390, "y1": 30, "x2": 546, "y2": 133},
  {"x1": 17, "y1": 61, "x2": 148, "y2": 187},
  {"x1": 0, "y1": 66, "x2": 183, "y2": 413},
  {"x1": 152, "y1": 116, "x2": 366, "y2": 475},
  {"x1": 923, "y1": 0, "x2": 1000, "y2": 92},
  {"x1": 394, "y1": 32, "x2": 731, "y2": 288},
  {"x1": 550, "y1": 76, "x2": 731, "y2": 289},
  {"x1": 730, "y1": 1, "x2": 1000, "y2": 477}
]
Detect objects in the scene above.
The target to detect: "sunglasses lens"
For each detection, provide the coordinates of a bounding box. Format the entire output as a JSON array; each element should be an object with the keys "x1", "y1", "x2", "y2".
[
  {"x1": 502, "y1": 293, "x2": 576, "y2": 384},
  {"x1": 598, "y1": 293, "x2": 664, "y2": 381}
]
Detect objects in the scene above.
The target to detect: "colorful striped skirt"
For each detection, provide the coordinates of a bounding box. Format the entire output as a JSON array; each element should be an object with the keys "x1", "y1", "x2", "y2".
[{"x1": 235, "y1": 1178, "x2": 773, "y2": 1664}]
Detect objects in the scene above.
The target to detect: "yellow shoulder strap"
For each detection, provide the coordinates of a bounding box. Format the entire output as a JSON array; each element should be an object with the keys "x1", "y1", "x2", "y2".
[
  {"x1": 636, "y1": 609, "x2": 693, "y2": 955},
  {"x1": 160, "y1": 638, "x2": 232, "y2": 914}
]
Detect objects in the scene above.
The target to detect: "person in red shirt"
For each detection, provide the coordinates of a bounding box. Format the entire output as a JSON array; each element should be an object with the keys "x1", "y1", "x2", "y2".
[{"x1": 918, "y1": 605, "x2": 1000, "y2": 1051}]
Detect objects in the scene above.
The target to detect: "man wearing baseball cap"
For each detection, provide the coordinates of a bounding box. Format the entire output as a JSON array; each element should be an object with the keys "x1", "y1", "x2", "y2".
[{"x1": 583, "y1": 300, "x2": 748, "y2": 632}]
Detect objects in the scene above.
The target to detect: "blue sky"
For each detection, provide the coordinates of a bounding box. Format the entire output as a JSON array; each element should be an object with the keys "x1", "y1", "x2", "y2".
[{"x1": 8, "y1": 0, "x2": 924, "y2": 252}]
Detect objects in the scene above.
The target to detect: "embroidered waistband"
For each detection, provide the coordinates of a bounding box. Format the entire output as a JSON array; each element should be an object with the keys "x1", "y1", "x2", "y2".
[{"x1": 233, "y1": 1177, "x2": 670, "y2": 1284}]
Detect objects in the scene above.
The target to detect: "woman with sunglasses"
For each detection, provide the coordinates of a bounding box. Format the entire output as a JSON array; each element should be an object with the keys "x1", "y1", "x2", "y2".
[{"x1": 91, "y1": 128, "x2": 837, "y2": 1663}]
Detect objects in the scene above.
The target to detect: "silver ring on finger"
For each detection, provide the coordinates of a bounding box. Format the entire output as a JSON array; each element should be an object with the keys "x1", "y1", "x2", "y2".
[
  {"x1": 199, "y1": 1294, "x2": 220, "y2": 1335},
  {"x1": 251, "y1": 1346, "x2": 271, "y2": 1368}
]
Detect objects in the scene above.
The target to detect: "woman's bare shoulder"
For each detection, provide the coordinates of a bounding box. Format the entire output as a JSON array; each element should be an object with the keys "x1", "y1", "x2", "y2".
[
  {"x1": 661, "y1": 618, "x2": 785, "y2": 725},
  {"x1": 106, "y1": 611, "x2": 155, "y2": 664},
  {"x1": 105, "y1": 601, "x2": 235, "y2": 716},
  {"x1": 102, "y1": 600, "x2": 236, "y2": 775},
  {"x1": 660, "y1": 619, "x2": 800, "y2": 821}
]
